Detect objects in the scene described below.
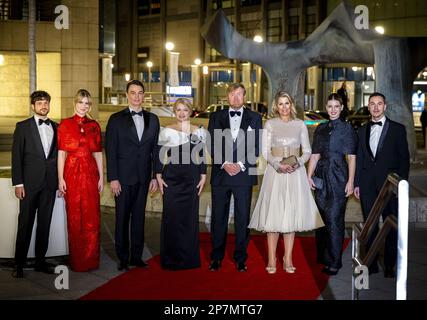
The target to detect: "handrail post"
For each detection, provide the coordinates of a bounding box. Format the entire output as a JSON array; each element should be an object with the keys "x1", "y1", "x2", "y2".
[{"x1": 396, "y1": 180, "x2": 409, "y2": 300}]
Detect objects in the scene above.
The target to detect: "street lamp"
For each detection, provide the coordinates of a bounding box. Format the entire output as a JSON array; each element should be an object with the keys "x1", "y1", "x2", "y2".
[
  {"x1": 146, "y1": 61, "x2": 153, "y2": 92},
  {"x1": 125, "y1": 73, "x2": 131, "y2": 82},
  {"x1": 165, "y1": 42, "x2": 175, "y2": 51},
  {"x1": 253, "y1": 35, "x2": 263, "y2": 43},
  {"x1": 194, "y1": 58, "x2": 202, "y2": 66},
  {"x1": 375, "y1": 26, "x2": 385, "y2": 34}
]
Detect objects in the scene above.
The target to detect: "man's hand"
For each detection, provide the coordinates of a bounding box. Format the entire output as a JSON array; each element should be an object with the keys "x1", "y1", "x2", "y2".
[
  {"x1": 223, "y1": 163, "x2": 241, "y2": 176},
  {"x1": 110, "y1": 180, "x2": 122, "y2": 197},
  {"x1": 149, "y1": 179, "x2": 158, "y2": 193},
  {"x1": 15, "y1": 186, "x2": 25, "y2": 200},
  {"x1": 354, "y1": 187, "x2": 360, "y2": 200}
]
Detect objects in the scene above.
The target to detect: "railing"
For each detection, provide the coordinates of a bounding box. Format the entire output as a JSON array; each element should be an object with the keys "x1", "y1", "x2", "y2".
[{"x1": 351, "y1": 173, "x2": 409, "y2": 300}]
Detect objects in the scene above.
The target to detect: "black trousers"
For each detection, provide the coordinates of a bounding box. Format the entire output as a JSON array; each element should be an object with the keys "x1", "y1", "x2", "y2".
[
  {"x1": 210, "y1": 185, "x2": 252, "y2": 264},
  {"x1": 360, "y1": 191, "x2": 398, "y2": 270},
  {"x1": 114, "y1": 182, "x2": 149, "y2": 263},
  {"x1": 315, "y1": 199, "x2": 347, "y2": 269},
  {"x1": 15, "y1": 188, "x2": 56, "y2": 267}
]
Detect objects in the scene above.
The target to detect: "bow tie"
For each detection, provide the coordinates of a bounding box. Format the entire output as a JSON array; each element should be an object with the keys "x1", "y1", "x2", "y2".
[
  {"x1": 370, "y1": 121, "x2": 382, "y2": 127},
  {"x1": 38, "y1": 118, "x2": 51, "y2": 126},
  {"x1": 131, "y1": 110, "x2": 143, "y2": 117},
  {"x1": 230, "y1": 111, "x2": 241, "y2": 117}
]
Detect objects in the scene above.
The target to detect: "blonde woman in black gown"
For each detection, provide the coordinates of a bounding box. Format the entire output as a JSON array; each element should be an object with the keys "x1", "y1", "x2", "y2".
[{"x1": 155, "y1": 98, "x2": 207, "y2": 270}]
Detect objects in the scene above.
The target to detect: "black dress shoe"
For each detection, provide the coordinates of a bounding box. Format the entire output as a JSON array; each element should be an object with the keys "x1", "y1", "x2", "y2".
[
  {"x1": 384, "y1": 268, "x2": 396, "y2": 278},
  {"x1": 209, "y1": 260, "x2": 221, "y2": 271},
  {"x1": 321, "y1": 266, "x2": 329, "y2": 273},
  {"x1": 322, "y1": 267, "x2": 338, "y2": 276},
  {"x1": 236, "y1": 262, "x2": 247, "y2": 272},
  {"x1": 34, "y1": 262, "x2": 55, "y2": 274},
  {"x1": 129, "y1": 259, "x2": 149, "y2": 268},
  {"x1": 118, "y1": 261, "x2": 129, "y2": 271},
  {"x1": 12, "y1": 267, "x2": 24, "y2": 278}
]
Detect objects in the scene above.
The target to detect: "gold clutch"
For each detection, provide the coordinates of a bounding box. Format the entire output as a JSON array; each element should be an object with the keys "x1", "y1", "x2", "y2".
[{"x1": 280, "y1": 155, "x2": 299, "y2": 167}]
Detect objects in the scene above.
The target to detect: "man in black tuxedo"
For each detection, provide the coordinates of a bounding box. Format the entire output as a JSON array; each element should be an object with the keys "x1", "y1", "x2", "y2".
[
  {"x1": 106, "y1": 80, "x2": 159, "y2": 271},
  {"x1": 12, "y1": 91, "x2": 58, "y2": 278},
  {"x1": 207, "y1": 83, "x2": 262, "y2": 272},
  {"x1": 354, "y1": 92, "x2": 410, "y2": 278}
]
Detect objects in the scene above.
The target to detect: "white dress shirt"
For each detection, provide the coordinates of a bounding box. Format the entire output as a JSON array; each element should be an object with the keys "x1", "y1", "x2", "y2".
[
  {"x1": 229, "y1": 106, "x2": 244, "y2": 141},
  {"x1": 34, "y1": 115, "x2": 54, "y2": 158},
  {"x1": 129, "y1": 107, "x2": 145, "y2": 141},
  {"x1": 369, "y1": 116, "x2": 386, "y2": 157},
  {"x1": 222, "y1": 106, "x2": 246, "y2": 172}
]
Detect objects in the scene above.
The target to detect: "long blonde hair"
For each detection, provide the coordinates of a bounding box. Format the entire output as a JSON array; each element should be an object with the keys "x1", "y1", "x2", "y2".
[
  {"x1": 271, "y1": 91, "x2": 297, "y2": 120},
  {"x1": 74, "y1": 89, "x2": 93, "y2": 119}
]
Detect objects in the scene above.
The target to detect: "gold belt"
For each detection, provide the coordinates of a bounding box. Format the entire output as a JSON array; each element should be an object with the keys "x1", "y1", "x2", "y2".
[{"x1": 271, "y1": 147, "x2": 300, "y2": 158}]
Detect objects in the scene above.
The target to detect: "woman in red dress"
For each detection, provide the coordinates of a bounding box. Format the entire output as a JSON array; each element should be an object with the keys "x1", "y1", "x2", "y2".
[{"x1": 57, "y1": 89, "x2": 103, "y2": 272}]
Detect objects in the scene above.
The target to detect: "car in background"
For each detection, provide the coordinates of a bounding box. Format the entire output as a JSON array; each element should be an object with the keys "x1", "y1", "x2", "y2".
[
  {"x1": 347, "y1": 106, "x2": 370, "y2": 130},
  {"x1": 304, "y1": 111, "x2": 329, "y2": 126},
  {"x1": 194, "y1": 103, "x2": 230, "y2": 118}
]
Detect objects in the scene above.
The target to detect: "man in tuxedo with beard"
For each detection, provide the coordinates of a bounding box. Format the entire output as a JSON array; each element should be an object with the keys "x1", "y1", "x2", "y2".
[
  {"x1": 354, "y1": 92, "x2": 410, "y2": 278},
  {"x1": 12, "y1": 91, "x2": 58, "y2": 278}
]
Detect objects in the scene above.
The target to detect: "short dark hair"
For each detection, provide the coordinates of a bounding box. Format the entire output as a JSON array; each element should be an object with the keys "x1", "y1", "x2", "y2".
[
  {"x1": 126, "y1": 79, "x2": 145, "y2": 93},
  {"x1": 327, "y1": 93, "x2": 343, "y2": 105},
  {"x1": 369, "y1": 92, "x2": 386, "y2": 103},
  {"x1": 30, "y1": 91, "x2": 51, "y2": 105},
  {"x1": 226, "y1": 83, "x2": 246, "y2": 96}
]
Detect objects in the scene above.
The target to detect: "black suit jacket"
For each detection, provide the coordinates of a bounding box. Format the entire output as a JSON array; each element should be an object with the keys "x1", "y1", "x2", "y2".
[
  {"x1": 355, "y1": 117, "x2": 410, "y2": 194},
  {"x1": 12, "y1": 117, "x2": 58, "y2": 192},
  {"x1": 105, "y1": 108, "x2": 160, "y2": 185},
  {"x1": 208, "y1": 108, "x2": 262, "y2": 186}
]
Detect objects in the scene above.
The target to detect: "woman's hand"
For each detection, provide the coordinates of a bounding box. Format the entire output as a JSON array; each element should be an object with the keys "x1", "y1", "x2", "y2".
[
  {"x1": 98, "y1": 177, "x2": 104, "y2": 193},
  {"x1": 58, "y1": 178, "x2": 67, "y2": 196},
  {"x1": 278, "y1": 163, "x2": 296, "y2": 174},
  {"x1": 345, "y1": 181, "x2": 354, "y2": 197},
  {"x1": 156, "y1": 174, "x2": 168, "y2": 195},
  {"x1": 196, "y1": 174, "x2": 207, "y2": 196},
  {"x1": 308, "y1": 176, "x2": 316, "y2": 190}
]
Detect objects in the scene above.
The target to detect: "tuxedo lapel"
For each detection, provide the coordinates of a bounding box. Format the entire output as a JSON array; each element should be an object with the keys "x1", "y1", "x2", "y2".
[
  {"x1": 29, "y1": 119, "x2": 47, "y2": 159},
  {"x1": 47, "y1": 122, "x2": 57, "y2": 159},
  {"x1": 365, "y1": 123, "x2": 375, "y2": 161},
  {"x1": 375, "y1": 118, "x2": 389, "y2": 158},
  {"x1": 124, "y1": 109, "x2": 140, "y2": 145},
  {"x1": 140, "y1": 110, "x2": 151, "y2": 145},
  {"x1": 219, "y1": 110, "x2": 234, "y2": 151}
]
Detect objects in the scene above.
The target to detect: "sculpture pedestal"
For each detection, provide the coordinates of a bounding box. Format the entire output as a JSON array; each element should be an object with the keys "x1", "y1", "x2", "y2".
[{"x1": 0, "y1": 178, "x2": 69, "y2": 258}]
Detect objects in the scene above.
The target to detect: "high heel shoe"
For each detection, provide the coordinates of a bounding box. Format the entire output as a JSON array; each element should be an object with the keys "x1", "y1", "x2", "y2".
[
  {"x1": 283, "y1": 257, "x2": 296, "y2": 272},
  {"x1": 284, "y1": 266, "x2": 295, "y2": 273},
  {"x1": 265, "y1": 266, "x2": 277, "y2": 274}
]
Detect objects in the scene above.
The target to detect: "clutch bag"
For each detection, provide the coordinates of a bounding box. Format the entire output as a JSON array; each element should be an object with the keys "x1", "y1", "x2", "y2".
[
  {"x1": 280, "y1": 155, "x2": 298, "y2": 167},
  {"x1": 312, "y1": 176, "x2": 324, "y2": 190}
]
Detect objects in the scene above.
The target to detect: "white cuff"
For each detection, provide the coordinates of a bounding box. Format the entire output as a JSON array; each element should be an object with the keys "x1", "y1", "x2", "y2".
[
  {"x1": 237, "y1": 161, "x2": 246, "y2": 172},
  {"x1": 14, "y1": 184, "x2": 24, "y2": 188}
]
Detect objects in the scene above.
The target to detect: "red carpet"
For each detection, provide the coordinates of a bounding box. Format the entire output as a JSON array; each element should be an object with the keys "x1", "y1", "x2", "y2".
[{"x1": 81, "y1": 233, "x2": 349, "y2": 300}]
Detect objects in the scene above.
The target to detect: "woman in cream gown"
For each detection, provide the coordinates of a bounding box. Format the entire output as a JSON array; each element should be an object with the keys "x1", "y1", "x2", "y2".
[{"x1": 249, "y1": 91, "x2": 324, "y2": 274}]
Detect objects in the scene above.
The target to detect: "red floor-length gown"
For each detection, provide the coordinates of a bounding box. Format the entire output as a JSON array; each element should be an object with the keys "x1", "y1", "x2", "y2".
[{"x1": 58, "y1": 114, "x2": 102, "y2": 272}]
